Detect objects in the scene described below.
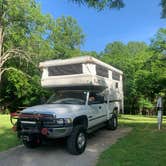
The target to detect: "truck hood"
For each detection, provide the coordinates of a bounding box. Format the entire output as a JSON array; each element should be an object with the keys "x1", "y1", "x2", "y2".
[{"x1": 21, "y1": 104, "x2": 85, "y2": 118}]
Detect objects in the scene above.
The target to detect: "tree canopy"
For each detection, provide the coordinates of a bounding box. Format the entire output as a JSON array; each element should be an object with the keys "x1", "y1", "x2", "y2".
[
  {"x1": 100, "y1": 35, "x2": 166, "y2": 114},
  {"x1": 71, "y1": 0, "x2": 166, "y2": 18},
  {"x1": 0, "y1": 0, "x2": 85, "y2": 111},
  {"x1": 70, "y1": 0, "x2": 124, "y2": 10}
]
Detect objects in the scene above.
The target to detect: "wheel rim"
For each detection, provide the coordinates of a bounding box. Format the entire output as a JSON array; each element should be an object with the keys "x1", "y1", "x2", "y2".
[{"x1": 77, "y1": 132, "x2": 85, "y2": 149}]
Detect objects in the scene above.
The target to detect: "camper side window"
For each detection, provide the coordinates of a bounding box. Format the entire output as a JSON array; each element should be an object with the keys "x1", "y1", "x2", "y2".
[
  {"x1": 96, "y1": 64, "x2": 108, "y2": 78},
  {"x1": 115, "y1": 82, "x2": 118, "y2": 89},
  {"x1": 112, "y1": 71, "x2": 120, "y2": 81},
  {"x1": 48, "y1": 64, "x2": 82, "y2": 76}
]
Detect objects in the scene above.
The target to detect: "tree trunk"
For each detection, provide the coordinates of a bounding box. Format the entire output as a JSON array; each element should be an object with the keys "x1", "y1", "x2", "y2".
[{"x1": 0, "y1": 25, "x2": 4, "y2": 82}]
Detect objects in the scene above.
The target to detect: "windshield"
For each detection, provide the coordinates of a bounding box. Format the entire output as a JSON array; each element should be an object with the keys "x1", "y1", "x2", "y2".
[{"x1": 47, "y1": 91, "x2": 87, "y2": 105}]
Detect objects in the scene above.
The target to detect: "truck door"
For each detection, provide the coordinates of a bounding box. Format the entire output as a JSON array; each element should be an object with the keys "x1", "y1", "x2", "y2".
[{"x1": 87, "y1": 95, "x2": 107, "y2": 127}]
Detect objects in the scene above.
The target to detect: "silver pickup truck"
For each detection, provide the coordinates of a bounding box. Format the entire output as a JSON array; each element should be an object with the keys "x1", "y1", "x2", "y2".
[{"x1": 14, "y1": 90, "x2": 118, "y2": 155}]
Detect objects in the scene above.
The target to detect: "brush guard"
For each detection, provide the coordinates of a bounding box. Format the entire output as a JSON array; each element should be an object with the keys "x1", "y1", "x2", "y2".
[
  {"x1": 10, "y1": 112, "x2": 20, "y2": 126},
  {"x1": 10, "y1": 112, "x2": 22, "y2": 138}
]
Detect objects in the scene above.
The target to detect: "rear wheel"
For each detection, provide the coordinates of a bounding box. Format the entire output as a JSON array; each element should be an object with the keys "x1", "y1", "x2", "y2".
[
  {"x1": 107, "y1": 114, "x2": 118, "y2": 130},
  {"x1": 66, "y1": 125, "x2": 87, "y2": 155}
]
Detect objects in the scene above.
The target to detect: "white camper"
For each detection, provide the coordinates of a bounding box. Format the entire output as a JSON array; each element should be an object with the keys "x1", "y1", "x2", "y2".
[{"x1": 39, "y1": 56, "x2": 124, "y2": 113}]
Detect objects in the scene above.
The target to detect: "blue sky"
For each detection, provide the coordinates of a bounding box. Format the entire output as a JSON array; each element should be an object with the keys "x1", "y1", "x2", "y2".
[{"x1": 37, "y1": 0, "x2": 166, "y2": 52}]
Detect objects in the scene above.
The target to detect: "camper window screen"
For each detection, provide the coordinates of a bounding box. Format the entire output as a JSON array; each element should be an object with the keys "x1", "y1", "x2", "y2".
[
  {"x1": 48, "y1": 64, "x2": 82, "y2": 76},
  {"x1": 96, "y1": 65, "x2": 108, "y2": 78},
  {"x1": 112, "y1": 71, "x2": 120, "y2": 81}
]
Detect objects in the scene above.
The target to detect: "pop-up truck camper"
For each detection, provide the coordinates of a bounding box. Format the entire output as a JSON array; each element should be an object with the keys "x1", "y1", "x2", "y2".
[{"x1": 12, "y1": 56, "x2": 124, "y2": 155}]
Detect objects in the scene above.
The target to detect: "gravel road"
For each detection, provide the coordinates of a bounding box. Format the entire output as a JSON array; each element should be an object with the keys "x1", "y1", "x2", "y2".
[{"x1": 0, "y1": 127, "x2": 132, "y2": 166}]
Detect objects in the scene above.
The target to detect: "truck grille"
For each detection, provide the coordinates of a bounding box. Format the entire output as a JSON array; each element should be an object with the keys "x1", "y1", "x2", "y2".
[
  {"x1": 19, "y1": 113, "x2": 63, "y2": 129},
  {"x1": 20, "y1": 113, "x2": 54, "y2": 120}
]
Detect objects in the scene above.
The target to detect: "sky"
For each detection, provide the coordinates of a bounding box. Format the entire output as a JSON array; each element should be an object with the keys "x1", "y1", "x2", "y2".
[{"x1": 37, "y1": 0, "x2": 166, "y2": 52}]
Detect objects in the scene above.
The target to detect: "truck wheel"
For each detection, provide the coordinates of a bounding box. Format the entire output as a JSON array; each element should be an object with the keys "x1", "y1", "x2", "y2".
[
  {"x1": 66, "y1": 125, "x2": 87, "y2": 155},
  {"x1": 107, "y1": 114, "x2": 118, "y2": 130},
  {"x1": 23, "y1": 136, "x2": 41, "y2": 148}
]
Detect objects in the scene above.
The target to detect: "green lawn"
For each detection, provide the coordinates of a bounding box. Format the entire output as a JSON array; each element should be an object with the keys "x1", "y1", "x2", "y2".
[
  {"x1": 97, "y1": 115, "x2": 166, "y2": 166},
  {"x1": 0, "y1": 115, "x2": 20, "y2": 152}
]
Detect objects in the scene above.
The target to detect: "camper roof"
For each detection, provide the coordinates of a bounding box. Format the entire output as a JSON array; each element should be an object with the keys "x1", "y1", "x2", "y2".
[{"x1": 39, "y1": 56, "x2": 123, "y2": 75}]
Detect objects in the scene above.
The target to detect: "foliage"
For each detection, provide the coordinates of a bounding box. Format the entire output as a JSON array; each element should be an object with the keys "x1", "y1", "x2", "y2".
[
  {"x1": 0, "y1": 0, "x2": 85, "y2": 111},
  {"x1": 0, "y1": 0, "x2": 52, "y2": 81},
  {"x1": 101, "y1": 41, "x2": 154, "y2": 114},
  {"x1": 70, "y1": 0, "x2": 124, "y2": 10},
  {"x1": 138, "y1": 97, "x2": 153, "y2": 110},
  {"x1": 161, "y1": 0, "x2": 166, "y2": 18},
  {"x1": 70, "y1": 0, "x2": 166, "y2": 18},
  {"x1": 1, "y1": 69, "x2": 50, "y2": 111},
  {"x1": 48, "y1": 16, "x2": 85, "y2": 59},
  {"x1": 150, "y1": 28, "x2": 166, "y2": 54},
  {"x1": 0, "y1": 0, "x2": 85, "y2": 75},
  {"x1": 100, "y1": 34, "x2": 166, "y2": 114}
]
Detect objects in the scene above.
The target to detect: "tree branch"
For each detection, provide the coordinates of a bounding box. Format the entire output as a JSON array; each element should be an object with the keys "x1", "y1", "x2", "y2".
[
  {"x1": 0, "y1": 67, "x2": 31, "y2": 78},
  {"x1": 1, "y1": 48, "x2": 32, "y2": 67}
]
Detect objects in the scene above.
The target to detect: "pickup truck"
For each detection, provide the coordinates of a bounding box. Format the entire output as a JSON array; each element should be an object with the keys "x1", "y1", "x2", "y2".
[{"x1": 13, "y1": 90, "x2": 118, "y2": 155}]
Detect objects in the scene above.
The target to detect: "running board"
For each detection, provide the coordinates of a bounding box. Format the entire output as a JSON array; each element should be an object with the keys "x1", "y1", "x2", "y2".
[{"x1": 87, "y1": 122, "x2": 106, "y2": 134}]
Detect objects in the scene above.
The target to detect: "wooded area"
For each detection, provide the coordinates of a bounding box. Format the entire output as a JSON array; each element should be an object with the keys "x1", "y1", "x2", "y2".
[{"x1": 0, "y1": 0, "x2": 166, "y2": 114}]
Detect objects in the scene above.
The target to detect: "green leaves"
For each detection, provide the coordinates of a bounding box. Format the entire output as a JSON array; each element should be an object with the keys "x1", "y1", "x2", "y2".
[
  {"x1": 6, "y1": 69, "x2": 31, "y2": 98},
  {"x1": 150, "y1": 28, "x2": 166, "y2": 54},
  {"x1": 161, "y1": 0, "x2": 166, "y2": 18},
  {"x1": 0, "y1": 0, "x2": 85, "y2": 111},
  {"x1": 70, "y1": 0, "x2": 166, "y2": 18},
  {"x1": 70, "y1": 0, "x2": 125, "y2": 10},
  {"x1": 1, "y1": 69, "x2": 49, "y2": 109},
  {"x1": 48, "y1": 16, "x2": 85, "y2": 59},
  {"x1": 101, "y1": 38, "x2": 166, "y2": 114},
  {"x1": 138, "y1": 97, "x2": 153, "y2": 110}
]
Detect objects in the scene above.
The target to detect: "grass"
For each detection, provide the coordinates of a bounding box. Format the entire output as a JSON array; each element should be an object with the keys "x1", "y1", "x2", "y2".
[
  {"x1": 97, "y1": 115, "x2": 166, "y2": 166},
  {"x1": 0, "y1": 115, "x2": 20, "y2": 152}
]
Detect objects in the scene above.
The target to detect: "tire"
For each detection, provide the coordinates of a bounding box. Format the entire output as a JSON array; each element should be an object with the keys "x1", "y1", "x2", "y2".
[
  {"x1": 107, "y1": 114, "x2": 118, "y2": 130},
  {"x1": 23, "y1": 136, "x2": 41, "y2": 148},
  {"x1": 66, "y1": 125, "x2": 87, "y2": 155}
]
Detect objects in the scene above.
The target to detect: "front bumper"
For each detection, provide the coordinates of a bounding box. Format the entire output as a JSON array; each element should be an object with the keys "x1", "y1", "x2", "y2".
[
  {"x1": 17, "y1": 114, "x2": 73, "y2": 139},
  {"x1": 47, "y1": 127, "x2": 73, "y2": 138},
  {"x1": 18, "y1": 123, "x2": 73, "y2": 139}
]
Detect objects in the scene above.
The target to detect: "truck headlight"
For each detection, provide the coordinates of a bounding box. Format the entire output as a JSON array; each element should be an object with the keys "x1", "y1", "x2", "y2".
[
  {"x1": 56, "y1": 118, "x2": 73, "y2": 125},
  {"x1": 64, "y1": 118, "x2": 73, "y2": 124},
  {"x1": 56, "y1": 118, "x2": 64, "y2": 125}
]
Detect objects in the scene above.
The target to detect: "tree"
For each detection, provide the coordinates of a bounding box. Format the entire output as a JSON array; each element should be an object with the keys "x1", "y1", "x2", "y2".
[
  {"x1": 161, "y1": 0, "x2": 166, "y2": 18},
  {"x1": 70, "y1": 0, "x2": 166, "y2": 18},
  {"x1": 138, "y1": 96, "x2": 153, "y2": 115},
  {"x1": 70, "y1": 0, "x2": 124, "y2": 10},
  {"x1": 1, "y1": 69, "x2": 50, "y2": 111},
  {"x1": 101, "y1": 41, "x2": 128, "y2": 70},
  {"x1": 0, "y1": 0, "x2": 85, "y2": 111},
  {"x1": 101, "y1": 41, "x2": 152, "y2": 114},
  {"x1": 0, "y1": 0, "x2": 52, "y2": 82},
  {"x1": 150, "y1": 28, "x2": 166, "y2": 54},
  {"x1": 48, "y1": 16, "x2": 85, "y2": 59}
]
